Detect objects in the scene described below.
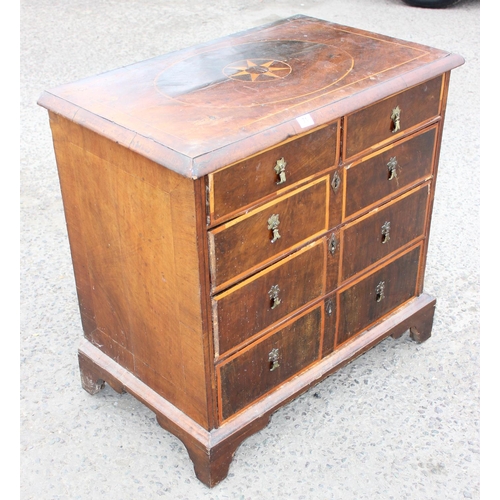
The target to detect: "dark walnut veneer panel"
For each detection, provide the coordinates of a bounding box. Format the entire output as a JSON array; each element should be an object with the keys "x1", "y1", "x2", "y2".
[
  {"x1": 209, "y1": 177, "x2": 329, "y2": 291},
  {"x1": 210, "y1": 122, "x2": 339, "y2": 222},
  {"x1": 341, "y1": 183, "x2": 430, "y2": 281},
  {"x1": 344, "y1": 125, "x2": 437, "y2": 219},
  {"x1": 218, "y1": 305, "x2": 322, "y2": 421},
  {"x1": 214, "y1": 239, "x2": 325, "y2": 357},
  {"x1": 344, "y1": 76, "x2": 443, "y2": 161},
  {"x1": 337, "y1": 244, "x2": 422, "y2": 346}
]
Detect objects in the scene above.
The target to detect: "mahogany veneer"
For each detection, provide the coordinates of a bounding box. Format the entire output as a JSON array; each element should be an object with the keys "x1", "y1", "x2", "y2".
[{"x1": 38, "y1": 15, "x2": 464, "y2": 487}]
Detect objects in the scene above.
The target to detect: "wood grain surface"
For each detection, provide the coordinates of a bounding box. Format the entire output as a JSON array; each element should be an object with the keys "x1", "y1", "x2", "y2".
[
  {"x1": 38, "y1": 16, "x2": 463, "y2": 178},
  {"x1": 49, "y1": 113, "x2": 212, "y2": 428}
]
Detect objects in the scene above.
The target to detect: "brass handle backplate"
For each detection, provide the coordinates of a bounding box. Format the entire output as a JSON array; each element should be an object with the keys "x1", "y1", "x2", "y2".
[
  {"x1": 391, "y1": 106, "x2": 401, "y2": 134},
  {"x1": 268, "y1": 284, "x2": 282, "y2": 310},
  {"x1": 381, "y1": 221, "x2": 391, "y2": 244},
  {"x1": 274, "y1": 157, "x2": 287, "y2": 185},
  {"x1": 267, "y1": 214, "x2": 281, "y2": 243},
  {"x1": 387, "y1": 157, "x2": 398, "y2": 181},
  {"x1": 269, "y1": 348, "x2": 280, "y2": 372},
  {"x1": 376, "y1": 281, "x2": 386, "y2": 302}
]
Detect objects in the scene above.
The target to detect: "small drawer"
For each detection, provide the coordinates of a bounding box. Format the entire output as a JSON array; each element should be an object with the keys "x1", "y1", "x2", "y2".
[
  {"x1": 210, "y1": 122, "x2": 339, "y2": 222},
  {"x1": 218, "y1": 305, "x2": 322, "y2": 421},
  {"x1": 341, "y1": 183, "x2": 429, "y2": 281},
  {"x1": 337, "y1": 244, "x2": 421, "y2": 347},
  {"x1": 344, "y1": 125, "x2": 437, "y2": 220},
  {"x1": 213, "y1": 239, "x2": 325, "y2": 357},
  {"x1": 344, "y1": 76, "x2": 443, "y2": 160},
  {"x1": 208, "y1": 176, "x2": 329, "y2": 291}
]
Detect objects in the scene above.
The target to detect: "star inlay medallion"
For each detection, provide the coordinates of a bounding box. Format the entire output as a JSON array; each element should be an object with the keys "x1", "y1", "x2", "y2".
[
  {"x1": 155, "y1": 40, "x2": 354, "y2": 107},
  {"x1": 223, "y1": 59, "x2": 292, "y2": 82}
]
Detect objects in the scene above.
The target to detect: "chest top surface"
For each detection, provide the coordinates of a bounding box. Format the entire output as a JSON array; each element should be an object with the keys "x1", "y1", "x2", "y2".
[{"x1": 38, "y1": 15, "x2": 463, "y2": 178}]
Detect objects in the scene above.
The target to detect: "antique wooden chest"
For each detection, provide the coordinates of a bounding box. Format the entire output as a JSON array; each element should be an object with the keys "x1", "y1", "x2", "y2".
[{"x1": 38, "y1": 15, "x2": 464, "y2": 487}]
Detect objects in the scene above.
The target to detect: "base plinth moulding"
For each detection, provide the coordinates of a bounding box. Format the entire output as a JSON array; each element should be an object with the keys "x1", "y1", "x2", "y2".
[{"x1": 78, "y1": 293, "x2": 435, "y2": 488}]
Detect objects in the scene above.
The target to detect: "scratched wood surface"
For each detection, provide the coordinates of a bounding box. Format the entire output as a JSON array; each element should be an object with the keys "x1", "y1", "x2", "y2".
[
  {"x1": 213, "y1": 239, "x2": 325, "y2": 357},
  {"x1": 343, "y1": 124, "x2": 437, "y2": 220},
  {"x1": 208, "y1": 177, "x2": 329, "y2": 292},
  {"x1": 37, "y1": 15, "x2": 463, "y2": 178},
  {"x1": 49, "y1": 113, "x2": 212, "y2": 428},
  {"x1": 340, "y1": 183, "x2": 430, "y2": 281},
  {"x1": 218, "y1": 305, "x2": 322, "y2": 421},
  {"x1": 343, "y1": 76, "x2": 443, "y2": 161},
  {"x1": 210, "y1": 121, "x2": 339, "y2": 223},
  {"x1": 336, "y1": 244, "x2": 422, "y2": 347}
]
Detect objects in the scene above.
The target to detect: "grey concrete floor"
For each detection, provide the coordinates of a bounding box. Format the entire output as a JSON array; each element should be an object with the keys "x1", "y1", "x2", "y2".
[{"x1": 21, "y1": 0, "x2": 480, "y2": 498}]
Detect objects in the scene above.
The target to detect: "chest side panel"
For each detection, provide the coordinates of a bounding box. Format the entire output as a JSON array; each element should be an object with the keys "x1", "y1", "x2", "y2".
[{"x1": 49, "y1": 113, "x2": 211, "y2": 428}]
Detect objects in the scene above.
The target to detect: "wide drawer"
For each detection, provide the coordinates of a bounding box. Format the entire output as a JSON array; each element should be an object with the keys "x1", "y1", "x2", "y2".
[
  {"x1": 210, "y1": 122, "x2": 339, "y2": 222},
  {"x1": 344, "y1": 125, "x2": 437, "y2": 220},
  {"x1": 208, "y1": 176, "x2": 329, "y2": 291},
  {"x1": 218, "y1": 305, "x2": 322, "y2": 421},
  {"x1": 213, "y1": 239, "x2": 325, "y2": 357},
  {"x1": 337, "y1": 244, "x2": 421, "y2": 347},
  {"x1": 344, "y1": 76, "x2": 443, "y2": 160},
  {"x1": 341, "y1": 183, "x2": 429, "y2": 281}
]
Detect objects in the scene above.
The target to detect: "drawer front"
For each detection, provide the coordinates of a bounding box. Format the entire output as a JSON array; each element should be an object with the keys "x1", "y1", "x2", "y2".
[
  {"x1": 344, "y1": 125, "x2": 437, "y2": 219},
  {"x1": 344, "y1": 76, "x2": 442, "y2": 160},
  {"x1": 210, "y1": 122, "x2": 339, "y2": 221},
  {"x1": 341, "y1": 184, "x2": 429, "y2": 281},
  {"x1": 214, "y1": 239, "x2": 325, "y2": 356},
  {"x1": 337, "y1": 245, "x2": 421, "y2": 346},
  {"x1": 209, "y1": 177, "x2": 329, "y2": 290},
  {"x1": 218, "y1": 305, "x2": 322, "y2": 421}
]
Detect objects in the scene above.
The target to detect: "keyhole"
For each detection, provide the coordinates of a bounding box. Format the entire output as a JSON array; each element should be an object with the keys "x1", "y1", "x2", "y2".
[
  {"x1": 326, "y1": 298, "x2": 333, "y2": 316},
  {"x1": 331, "y1": 171, "x2": 341, "y2": 192}
]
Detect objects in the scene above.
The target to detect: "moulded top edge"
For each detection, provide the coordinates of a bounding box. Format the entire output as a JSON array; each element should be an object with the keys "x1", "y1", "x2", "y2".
[{"x1": 38, "y1": 15, "x2": 464, "y2": 180}]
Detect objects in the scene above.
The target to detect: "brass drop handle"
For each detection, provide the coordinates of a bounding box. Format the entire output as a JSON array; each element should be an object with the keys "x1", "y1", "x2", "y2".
[
  {"x1": 268, "y1": 348, "x2": 280, "y2": 372},
  {"x1": 376, "y1": 281, "x2": 385, "y2": 302},
  {"x1": 387, "y1": 157, "x2": 398, "y2": 180},
  {"x1": 274, "y1": 157, "x2": 287, "y2": 185},
  {"x1": 381, "y1": 221, "x2": 391, "y2": 244},
  {"x1": 268, "y1": 284, "x2": 282, "y2": 310},
  {"x1": 391, "y1": 106, "x2": 401, "y2": 134},
  {"x1": 267, "y1": 214, "x2": 281, "y2": 243}
]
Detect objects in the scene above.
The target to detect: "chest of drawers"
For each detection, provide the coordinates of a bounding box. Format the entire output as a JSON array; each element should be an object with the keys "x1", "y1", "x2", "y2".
[{"x1": 38, "y1": 15, "x2": 464, "y2": 487}]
